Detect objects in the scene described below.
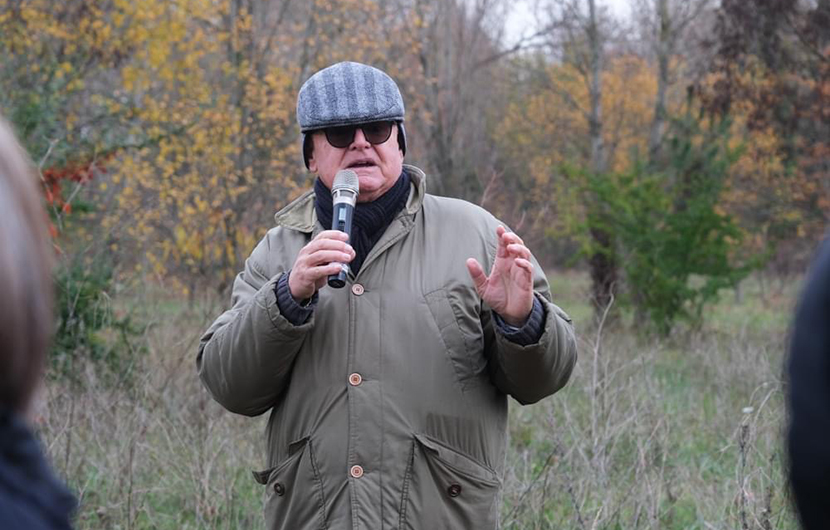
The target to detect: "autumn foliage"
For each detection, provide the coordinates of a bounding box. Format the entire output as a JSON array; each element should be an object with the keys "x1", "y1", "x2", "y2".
[{"x1": 0, "y1": 0, "x2": 827, "y2": 328}]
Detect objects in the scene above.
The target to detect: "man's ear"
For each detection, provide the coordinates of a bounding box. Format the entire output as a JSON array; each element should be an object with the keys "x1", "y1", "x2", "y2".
[{"x1": 304, "y1": 134, "x2": 316, "y2": 172}]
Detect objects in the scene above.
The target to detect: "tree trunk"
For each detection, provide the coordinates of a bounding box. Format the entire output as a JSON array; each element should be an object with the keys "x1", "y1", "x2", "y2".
[
  {"x1": 589, "y1": 226, "x2": 618, "y2": 313},
  {"x1": 586, "y1": 0, "x2": 617, "y2": 319},
  {"x1": 587, "y1": 0, "x2": 605, "y2": 176},
  {"x1": 648, "y1": 0, "x2": 669, "y2": 162}
]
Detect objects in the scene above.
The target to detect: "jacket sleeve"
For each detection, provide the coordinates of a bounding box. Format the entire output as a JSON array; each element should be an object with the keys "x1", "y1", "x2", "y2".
[
  {"x1": 484, "y1": 253, "x2": 578, "y2": 406},
  {"x1": 197, "y1": 236, "x2": 313, "y2": 417}
]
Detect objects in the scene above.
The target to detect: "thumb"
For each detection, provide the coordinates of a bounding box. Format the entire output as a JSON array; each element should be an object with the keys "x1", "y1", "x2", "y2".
[{"x1": 466, "y1": 258, "x2": 488, "y2": 294}]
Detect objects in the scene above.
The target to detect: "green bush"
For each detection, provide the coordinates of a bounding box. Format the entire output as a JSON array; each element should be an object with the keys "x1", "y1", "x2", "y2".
[
  {"x1": 578, "y1": 114, "x2": 759, "y2": 334},
  {"x1": 51, "y1": 261, "x2": 146, "y2": 386},
  {"x1": 3, "y1": 85, "x2": 145, "y2": 387}
]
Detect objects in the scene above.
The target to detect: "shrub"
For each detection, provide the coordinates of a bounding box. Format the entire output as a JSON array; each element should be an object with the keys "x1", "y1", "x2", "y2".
[
  {"x1": 579, "y1": 114, "x2": 759, "y2": 334},
  {"x1": 50, "y1": 261, "x2": 146, "y2": 386}
]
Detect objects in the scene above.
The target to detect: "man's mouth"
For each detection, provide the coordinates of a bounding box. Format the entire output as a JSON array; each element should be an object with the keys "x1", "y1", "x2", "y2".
[{"x1": 347, "y1": 159, "x2": 377, "y2": 169}]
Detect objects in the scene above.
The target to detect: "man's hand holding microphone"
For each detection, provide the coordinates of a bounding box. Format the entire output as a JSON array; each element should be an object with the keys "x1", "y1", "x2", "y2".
[{"x1": 288, "y1": 170, "x2": 358, "y2": 301}]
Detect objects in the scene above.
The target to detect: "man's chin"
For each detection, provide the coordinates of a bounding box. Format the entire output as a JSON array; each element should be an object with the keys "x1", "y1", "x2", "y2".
[
  {"x1": 348, "y1": 165, "x2": 380, "y2": 177},
  {"x1": 354, "y1": 172, "x2": 384, "y2": 190},
  {"x1": 356, "y1": 179, "x2": 389, "y2": 202}
]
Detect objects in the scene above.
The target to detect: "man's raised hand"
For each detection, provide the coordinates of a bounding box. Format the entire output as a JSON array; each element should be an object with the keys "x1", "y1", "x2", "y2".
[{"x1": 466, "y1": 226, "x2": 535, "y2": 327}]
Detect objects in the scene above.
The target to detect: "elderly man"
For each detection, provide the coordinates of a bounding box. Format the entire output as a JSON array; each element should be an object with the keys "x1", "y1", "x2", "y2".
[{"x1": 198, "y1": 61, "x2": 577, "y2": 530}]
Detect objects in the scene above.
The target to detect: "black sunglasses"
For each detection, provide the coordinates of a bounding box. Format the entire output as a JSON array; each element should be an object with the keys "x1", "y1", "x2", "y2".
[{"x1": 322, "y1": 121, "x2": 394, "y2": 148}]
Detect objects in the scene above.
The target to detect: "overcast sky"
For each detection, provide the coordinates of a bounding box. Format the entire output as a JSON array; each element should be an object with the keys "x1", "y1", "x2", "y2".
[{"x1": 504, "y1": 0, "x2": 633, "y2": 45}]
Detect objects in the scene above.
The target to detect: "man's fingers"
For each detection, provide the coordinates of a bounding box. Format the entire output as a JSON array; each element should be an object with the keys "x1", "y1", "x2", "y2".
[
  {"x1": 507, "y1": 243, "x2": 531, "y2": 261},
  {"x1": 307, "y1": 230, "x2": 354, "y2": 255},
  {"x1": 315, "y1": 230, "x2": 350, "y2": 241},
  {"x1": 515, "y1": 258, "x2": 534, "y2": 274},
  {"x1": 496, "y1": 227, "x2": 511, "y2": 258},
  {"x1": 309, "y1": 238, "x2": 354, "y2": 253},
  {"x1": 301, "y1": 262, "x2": 345, "y2": 282},
  {"x1": 302, "y1": 249, "x2": 354, "y2": 267},
  {"x1": 513, "y1": 258, "x2": 534, "y2": 285},
  {"x1": 304, "y1": 238, "x2": 355, "y2": 258},
  {"x1": 503, "y1": 232, "x2": 524, "y2": 246},
  {"x1": 496, "y1": 226, "x2": 526, "y2": 258},
  {"x1": 291, "y1": 231, "x2": 356, "y2": 299},
  {"x1": 290, "y1": 260, "x2": 344, "y2": 299},
  {"x1": 466, "y1": 258, "x2": 488, "y2": 292}
]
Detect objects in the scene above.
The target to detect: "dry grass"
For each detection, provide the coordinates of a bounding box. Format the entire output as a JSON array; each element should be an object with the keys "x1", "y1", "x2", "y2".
[
  {"x1": 502, "y1": 271, "x2": 798, "y2": 529},
  {"x1": 35, "y1": 292, "x2": 268, "y2": 529},
  {"x1": 35, "y1": 271, "x2": 800, "y2": 529}
]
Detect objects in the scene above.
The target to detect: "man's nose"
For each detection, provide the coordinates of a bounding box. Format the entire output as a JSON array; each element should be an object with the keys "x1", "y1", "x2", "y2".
[{"x1": 350, "y1": 127, "x2": 371, "y2": 149}]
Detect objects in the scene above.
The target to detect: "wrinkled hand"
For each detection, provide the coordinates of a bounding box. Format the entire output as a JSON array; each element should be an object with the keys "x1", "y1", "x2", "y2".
[
  {"x1": 466, "y1": 226, "x2": 534, "y2": 327},
  {"x1": 289, "y1": 230, "x2": 355, "y2": 300}
]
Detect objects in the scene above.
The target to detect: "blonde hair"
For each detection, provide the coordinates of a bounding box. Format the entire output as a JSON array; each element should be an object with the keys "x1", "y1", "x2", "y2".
[{"x1": 0, "y1": 114, "x2": 54, "y2": 412}]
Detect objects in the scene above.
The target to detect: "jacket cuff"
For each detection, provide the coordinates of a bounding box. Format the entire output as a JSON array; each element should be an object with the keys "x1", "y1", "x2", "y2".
[
  {"x1": 274, "y1": 270, "x2": 317, "y2": 325},
  {"x1": 493, "y1": 295, "x2": 546, "y2": 346}
]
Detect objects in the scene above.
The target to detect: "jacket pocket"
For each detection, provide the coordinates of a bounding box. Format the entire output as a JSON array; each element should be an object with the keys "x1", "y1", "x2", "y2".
[
  {"x1": 399, "y1": 433, "x2": 501, "y2": 530},
  {"x1": 252, "y1": 436, "x2": 327, "y2": 530},
  {"x1": 424, "y1": 288, "x2": 486, "y2": 392}
]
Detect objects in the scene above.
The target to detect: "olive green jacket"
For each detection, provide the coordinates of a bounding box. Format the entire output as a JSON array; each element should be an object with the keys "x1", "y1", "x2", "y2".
[{"x1": 197, "y1": 165, "x2": 577, "y2": 530}]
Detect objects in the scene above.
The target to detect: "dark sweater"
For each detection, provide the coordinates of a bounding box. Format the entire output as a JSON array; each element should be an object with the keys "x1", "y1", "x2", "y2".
[{"x1": 0, "y1": 407, "x2": 76, "y2": 529}]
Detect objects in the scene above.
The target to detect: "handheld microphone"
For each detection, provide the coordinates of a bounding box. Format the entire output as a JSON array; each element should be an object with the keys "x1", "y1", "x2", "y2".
[{"x1": 327, "y1": 169, "x2": 359, "y2": 288}]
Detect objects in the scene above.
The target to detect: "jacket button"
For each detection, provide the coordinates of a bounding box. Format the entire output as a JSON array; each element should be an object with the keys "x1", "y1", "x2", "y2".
[
  {"x1": 350, "y1": 465, "x2": 364, "y2": 478},
  {"x1": 447, "y1": 484, "x2": 462, "y2": 497},
  {"x1": 273, "y1": 482, "x2": 285, "y2": 496},
  {"x1": 349, "y1": 373, "x2": 362, "y2": 386},
  {"x1": 351, "y1": 283, "x2": 365, "y2": 296}
]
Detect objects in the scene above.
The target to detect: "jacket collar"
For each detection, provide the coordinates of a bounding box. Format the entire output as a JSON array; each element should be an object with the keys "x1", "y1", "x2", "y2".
[{"x1": 274, "y1": 164, "x2": 426, "y2": 233}]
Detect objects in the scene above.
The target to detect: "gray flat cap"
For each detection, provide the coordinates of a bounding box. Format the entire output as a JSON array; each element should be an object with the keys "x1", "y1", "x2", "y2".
[
  {"x1": 298, "y1": 62, "x2": 407, "y2": 168},
  {"x1": 297, "y1": 61, "x2": 405, "y2": 130}
]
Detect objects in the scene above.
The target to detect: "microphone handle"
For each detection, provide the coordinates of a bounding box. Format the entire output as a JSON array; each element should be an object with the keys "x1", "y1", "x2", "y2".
[{"x1": 327, "y1": 201, "x2": 354, "y2": 288}]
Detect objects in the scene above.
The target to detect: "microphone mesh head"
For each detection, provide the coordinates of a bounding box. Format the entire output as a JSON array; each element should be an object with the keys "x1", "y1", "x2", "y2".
[{"x1": 332, "y1": 169, "x2": 360, "y2": 194}]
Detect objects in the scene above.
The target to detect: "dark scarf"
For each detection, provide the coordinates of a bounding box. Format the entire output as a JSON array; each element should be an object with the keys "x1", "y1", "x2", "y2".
[
  {"x1": 0, "y1": 407, "x2": 76, "y2": 529},
  {"x1": 315, "y1": 169, "x2": 411, "y2": 274}
]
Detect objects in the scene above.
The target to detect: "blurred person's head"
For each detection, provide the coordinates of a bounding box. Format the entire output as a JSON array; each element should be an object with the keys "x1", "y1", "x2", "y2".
[{"x1": 0, "y1": 115, "x2": 54, "y2": 414}]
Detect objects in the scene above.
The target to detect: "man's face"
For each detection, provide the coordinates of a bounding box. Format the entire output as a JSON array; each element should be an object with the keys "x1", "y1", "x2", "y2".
[{"x1": 308, "y1": 123, "x2": 404, "y2": 203}]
